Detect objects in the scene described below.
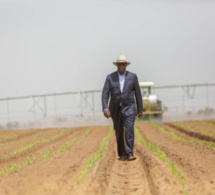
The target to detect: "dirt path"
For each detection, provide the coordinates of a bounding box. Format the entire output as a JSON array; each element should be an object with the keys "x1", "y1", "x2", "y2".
[{"x1": 74, "y1": 128, "x2": 183, "y2": 195}]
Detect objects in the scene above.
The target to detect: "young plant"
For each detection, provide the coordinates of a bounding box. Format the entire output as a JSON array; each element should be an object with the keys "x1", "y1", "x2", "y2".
[
  {"x1": 135, "y1": 127, "x2": 187, "y2": 195},
  {"x1": 76, "y1": 127, "x2": 113, "y2": 185}
]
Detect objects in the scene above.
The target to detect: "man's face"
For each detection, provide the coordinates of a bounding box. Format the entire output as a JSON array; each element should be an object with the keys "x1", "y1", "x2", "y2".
[{"x1": 117, "y1": 62, "x2": 127, "y2": 74}]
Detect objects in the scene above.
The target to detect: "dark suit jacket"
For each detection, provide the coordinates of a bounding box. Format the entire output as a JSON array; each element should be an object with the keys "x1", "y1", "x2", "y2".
[{"x1": 102, "y1": 71, "x2": 143, "y2": 119}]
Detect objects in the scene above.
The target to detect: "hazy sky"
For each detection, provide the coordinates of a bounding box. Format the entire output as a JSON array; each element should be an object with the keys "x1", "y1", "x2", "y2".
[{"x1": 0, "y1": 0, "x2": 215, "y2": 98}]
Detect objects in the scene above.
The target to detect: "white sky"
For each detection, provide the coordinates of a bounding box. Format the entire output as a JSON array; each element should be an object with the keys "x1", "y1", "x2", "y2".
[{"x1": 0, "y1": 0, "x2": 215, "y2": 97}]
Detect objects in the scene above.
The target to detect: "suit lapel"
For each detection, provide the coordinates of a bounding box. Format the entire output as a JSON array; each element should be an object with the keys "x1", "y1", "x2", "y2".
[
  {"x1": 122, "y1": 71, "x2": 129, "y2": 93},
  {"x1": 115, "y1": 71, "x2": 121, "y2": 92}
]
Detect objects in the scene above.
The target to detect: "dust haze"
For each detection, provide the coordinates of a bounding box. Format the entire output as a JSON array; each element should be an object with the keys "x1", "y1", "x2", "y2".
[{"x1": 0, "y1": 0, "x2": 215, "y2": 127}]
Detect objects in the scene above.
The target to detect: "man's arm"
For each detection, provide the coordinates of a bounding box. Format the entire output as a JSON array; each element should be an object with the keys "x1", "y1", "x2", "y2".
[
  {"x1": 134, "y1": 74, "x2": 143, "y2": 117},
  {"x1": 102, "y1": 75, "x2": 111, "y2": 118}
]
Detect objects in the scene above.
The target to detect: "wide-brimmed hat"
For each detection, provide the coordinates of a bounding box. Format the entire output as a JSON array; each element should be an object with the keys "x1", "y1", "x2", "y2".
[{"x1": 113, "y1": 55, "x2": 130, "y2": 65}]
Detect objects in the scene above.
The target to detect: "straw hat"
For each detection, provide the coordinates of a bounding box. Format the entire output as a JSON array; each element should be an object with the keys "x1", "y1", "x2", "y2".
[{"x1": 113, "y1": 55, "x2": 130, "y2": 65}]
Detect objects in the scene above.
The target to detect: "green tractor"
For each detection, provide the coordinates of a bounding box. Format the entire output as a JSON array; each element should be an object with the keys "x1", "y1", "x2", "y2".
[{"x1": 139, "y1": 82, "x2": 163, "y2": 123}]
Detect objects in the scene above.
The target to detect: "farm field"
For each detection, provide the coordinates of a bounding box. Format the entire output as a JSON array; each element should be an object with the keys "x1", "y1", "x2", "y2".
[{"x1": 0, "y1": 120, "x2": 215, "y2": 195}]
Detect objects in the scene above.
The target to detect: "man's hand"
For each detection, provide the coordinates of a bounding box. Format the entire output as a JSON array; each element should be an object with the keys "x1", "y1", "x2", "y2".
[
  {"x1": 103, "y1": 109, "x2": 111, "y2": 118},
  {"x1": 136, "y1": 111, "x2": 143, "y2": 118}
]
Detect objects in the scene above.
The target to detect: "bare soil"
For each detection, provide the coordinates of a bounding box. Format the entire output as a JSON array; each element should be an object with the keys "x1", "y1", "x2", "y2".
[{"x1": 0, "y1": 120, "x2": 214, "y2": 195}]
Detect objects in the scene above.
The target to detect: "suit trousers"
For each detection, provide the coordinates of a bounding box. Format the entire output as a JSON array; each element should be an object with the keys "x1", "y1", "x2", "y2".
[{"x1": 112, "y1": 106, "x2": 136, "y2": 157}]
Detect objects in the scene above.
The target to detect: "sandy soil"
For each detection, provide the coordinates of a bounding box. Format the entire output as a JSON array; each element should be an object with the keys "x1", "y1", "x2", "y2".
[{"x1": 0, "y1": 120, "x2": 215, "y2": 195}]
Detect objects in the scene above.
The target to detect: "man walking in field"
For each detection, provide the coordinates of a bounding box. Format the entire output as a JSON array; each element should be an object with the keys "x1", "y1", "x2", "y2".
[{"x1": 102, "y1": 55, "x2": 143, "y2": 161}]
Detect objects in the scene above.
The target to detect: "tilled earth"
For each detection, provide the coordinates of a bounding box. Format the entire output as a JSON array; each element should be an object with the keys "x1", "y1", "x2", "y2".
[{"x1": 0, "y1": 120, "x2": 215, "y2": 195}]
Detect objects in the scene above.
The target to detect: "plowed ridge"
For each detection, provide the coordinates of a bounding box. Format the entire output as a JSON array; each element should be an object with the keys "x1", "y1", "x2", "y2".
[{"x1": 0, "y1": 120, "x2": 215, "y2": 195}]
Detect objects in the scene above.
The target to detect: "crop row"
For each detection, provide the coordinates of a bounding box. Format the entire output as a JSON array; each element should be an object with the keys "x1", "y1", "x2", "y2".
[
  {"x1": 0, "y1": 128, "x2": 92, "y2": 177},
  {"x1": 151, "y1": 123, "x2": 215, "y2": 150},
  {"x1": 135, "y1": 126, "x2": 188, "y2": 195},
  {"x1": 171, "y1": 122, "x2": 215, "y2": 138},
  {"x1": 191, "y1": 121, "x2": 215, "y2": 128},
  {"x1": 0, "y1": 130, "x2": 35, "y2": 142},
  {"x1": 75, "y1": 126, "x2": 113, "y2": 187},
  {"x1": 0, "y1": 131, "x2": 45, "y2": 149},
  {"x1": 2, "y1": 129, "x2": 72, "y2": 159}
]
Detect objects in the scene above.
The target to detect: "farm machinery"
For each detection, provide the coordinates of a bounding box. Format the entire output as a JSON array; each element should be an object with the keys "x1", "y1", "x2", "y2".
[{"x1": 139, "y1": 82, "x2": 163, "y2": 122}]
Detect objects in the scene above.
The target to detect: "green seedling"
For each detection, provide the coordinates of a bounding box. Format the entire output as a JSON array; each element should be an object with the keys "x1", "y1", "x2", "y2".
[
  {"x1": 135, "y1": 127, "x2": 187, "y2": 195},
  {"x1": 4, "y1": 129, "x2": 72, "y2": 158},
  {"x1": 151, "y1": 123, "x2": 215, "y2": 150},
  {"x1": 0, "y1": 128, "x2": 91, "y2": 178},
  {"x1": 39, "y1": 152, "x2": 52, "y2": 160},
  {"x1": 9, "y1": 163, "x2": 19, "y2": 173},
  {"x1": 22, "y1": 157, "x2": 36, "y2": 166},
  {"x1": 191, "y1": 121, "x2": 215, "y2": 136},
  {"x1": 3, "y1": 135, "x2": 18, "y2": 140},
  {"x1": 0, "y1": 168, "x2": 7, "y2": 177},
  {"x1": 56, "y1": 128, "x2": 91, "y2": 154},
  {"x1": 198, "y1": 121, "x2": 215, "y2": 127},
  {"x1": 172, "y1": 122, "x2": 215, "y2": 138},
  {"x1": 76, "y1": 127, "x2": 113, "y2": 185},
  {"x1": 151, "y1": 123, "x2": 185, "y2": 142}
]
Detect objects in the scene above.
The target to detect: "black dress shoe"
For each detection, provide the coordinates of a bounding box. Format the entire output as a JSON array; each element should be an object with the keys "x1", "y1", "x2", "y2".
[
  {"x1": 118, "y1": 155, "x2": 128, "y2": 161},
  {"x1": 127, "y1": 156, "x2": 136, "y2": 161}
]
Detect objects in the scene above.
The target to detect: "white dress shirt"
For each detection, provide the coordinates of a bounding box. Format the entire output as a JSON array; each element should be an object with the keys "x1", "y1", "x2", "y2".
[{"x1": 118, "y1": 71, "x2": 126, "y2": 93}]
